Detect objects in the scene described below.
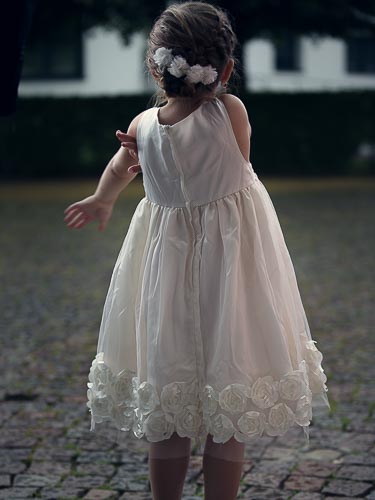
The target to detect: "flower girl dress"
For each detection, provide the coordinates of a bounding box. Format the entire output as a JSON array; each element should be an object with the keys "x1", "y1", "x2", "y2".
[{"x1": 86, "y1": 97, "x2": 330, "y2": 451}]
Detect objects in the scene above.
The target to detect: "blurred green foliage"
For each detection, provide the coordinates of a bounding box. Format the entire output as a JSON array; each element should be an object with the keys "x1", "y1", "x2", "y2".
[{"x1": 1, "y1": 90, "x2": 374, "y2": 179}]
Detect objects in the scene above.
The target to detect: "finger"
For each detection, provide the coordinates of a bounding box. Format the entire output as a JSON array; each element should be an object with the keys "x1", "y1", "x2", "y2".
[
  {"x1": 70, "y1": 215, "x2": 89, "y2": 228},
  {"x1": 64, "y1": 209, "x2": 83, "y2": 224},
  {"x1": 72, "y1": 218, "x2": 89, "y2": 229},
  {"x1": 128, "y1": 163, "x2": 141, "y2": 173},
  {"x1": 66, "y1": 212, "x2": 87, "y2": 227},
  {"x1": 128, "y1": 150, "x2": 138, "y2": 160},
  {"x1": 64, "y1": 203, "x2": 81, "y2": 214},
  {"x1": 116, "y1": 131, "x2": 135, "y2": 141},
  {"x1": 121, "y1": 142, "x2": 138, "y2": 152},
  {"x1": 64, "y1": 206, "x2": 81, "y2": 218}
]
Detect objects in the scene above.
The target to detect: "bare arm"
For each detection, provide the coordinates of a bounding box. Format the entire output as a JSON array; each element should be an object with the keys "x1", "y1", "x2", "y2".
[
  {"x1": 219, "y1": 94, "x2": 252, "y2": 162},
  {"x1": 64, "y1": 111, "x2": 145, "y2": 231},
  {"x1": 94, "y1": 111, "x2": 145, "y2": 204}
]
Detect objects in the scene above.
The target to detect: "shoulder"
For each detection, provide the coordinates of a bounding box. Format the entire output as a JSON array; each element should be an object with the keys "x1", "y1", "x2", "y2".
[
  {"x1": 218, "y1": 94, "x2": 252, "y2": 161},
  {"x1": 218, "y1": 94, "x2": 252, "y2": 136},
  {"x1": 127, "y1": 109, "x2": 149, "y2": 136}
]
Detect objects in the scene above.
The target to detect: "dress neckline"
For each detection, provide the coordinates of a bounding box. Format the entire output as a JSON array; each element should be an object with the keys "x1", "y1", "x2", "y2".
[{"x1": 156, "y1": 98, "x2": 217, "y2": 128}]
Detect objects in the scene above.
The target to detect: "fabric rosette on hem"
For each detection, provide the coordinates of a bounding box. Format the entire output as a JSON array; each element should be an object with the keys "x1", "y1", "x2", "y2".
[{"x1": 86, "y1": 343, "x2": 329, "y2": 449}]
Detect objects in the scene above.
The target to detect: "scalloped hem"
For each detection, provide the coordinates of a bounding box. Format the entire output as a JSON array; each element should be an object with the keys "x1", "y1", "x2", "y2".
[
  {"x1": 88, "y1": 413, "x2": 312, "y2": 454},
  {"x1": 86, "y1": 338, "x2": 330, "y2": 452}
]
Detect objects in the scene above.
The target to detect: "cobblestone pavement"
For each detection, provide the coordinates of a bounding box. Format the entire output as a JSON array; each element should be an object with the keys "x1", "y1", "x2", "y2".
[{"x1": 0, "y1": 178, "x2": 374, "y2": 499}]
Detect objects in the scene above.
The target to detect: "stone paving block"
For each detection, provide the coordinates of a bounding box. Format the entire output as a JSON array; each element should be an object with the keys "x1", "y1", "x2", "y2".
[
  {"x1": 261, "y1": 446, "x2": 298, "y2": 460},
  {"x1": 365, "y1": 491, "x2": 375, "y2": 499},
  {"x1": 32, "y1": 447, "x2": 77, "y2": 462},
  {"x1": 308, "y1": 429, "x2": 348, "y2": 449},
  {"x1": 291, "y1": 493, "x2": 322, "y2": 500},
  {"x1": 186, "y1": 457, "x2": 203, "y2": 481},
  {"x1": 242, "y1": 458, "x2": 254, "y2": 473},
  {"x1": 339, "y1": 433, "x2": 375, "y2": 453},
  {"x1": 61, "y1": 474, "x2": 108, "y2": 489},
  {"x1": 109, "y1": 473, "x2": 149, "y2": 491},
  {"x1": 13, "y1": 473, "x2": 61, "y2": 487},
  {"x1": 119, "y1": 494, "x2": 152, "y2": 500},
  {"x1": 342, "y1": 453, "x2": 375, "y2": 465},
  {"x1": 108, "y1": 475, "x2": 131, "y2": 491},
  {"x1": 241, "y1": 486, "x2": 290, "y2": 499},
  {"x1": 283, "y1": 474, "x2": 326, "y2": 492},
  {"x1": 79, "y1": 439, "x2": 115, "y2": 451},
  {"x1": 77, "y1": 450, "x2": 121, "y2": 464},
  {"x1": 251, "y1": 458, "x2": 295, "y2": 476},
  {"x1": 243, "y1": 441, "x2": 271, "y2": 460},
  {"x1": 325, "y1": 497, "x2": 359, "y2": 499},
  {"x1": 76, "y1": 463, "x2": 116, "y2": 476},
  {"x1": 126, "y1": 481, "x2": 149, "y2": 492},
  {"x1": 335, "y1": 464, "x2": 375, "y2": 481},
  {"x1": 27, "y1": 459, "x2": 71, "y2": 475},
  {"x1": 0, "y1": 448, "x2": 32, "y2": 461},
  {"x1": 242, "y1": 471, "x2": 285, "y2": 489},
  {"x1": 322, "y1": 478, "x2": 373, "y2": 497},
  {"x1": 182, "y1": 482, "x2": 198, "y2": 495},
  {"x1": 0, "y1": 457, "x2": 27, "y2": 474},
  {"x1": 83, "y1": 489, "x2": 119, "y2": 499},
  {"x1": 115, "y1": 463, "x2": 149, "y2": 476},
  {"x1": 302, "y1": 448, "x2": 342, "y2": 461},
  {"x1": 0, "y1": 435, "x2": 37, "y2": 448},
  {"x1": 293, "y1": 459, "x2": 338, "y2": 477},
  {"x1": 0, "y1": 474, "x2": 11, "y2": 487},
  {"x1": 0, "y1": 487, "x2": 38, "y2": 498},
  {"x1": 38, "y1": 486, "x2": 86, "y2": 499},
  {"x1": 196, "y1": 472, "x2": 204, "y2": 486}
]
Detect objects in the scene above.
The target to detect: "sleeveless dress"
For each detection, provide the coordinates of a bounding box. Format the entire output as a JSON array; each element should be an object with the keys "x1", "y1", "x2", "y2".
[{"x1": 86, "y1": 97, "x2": 330, "y2": 450}]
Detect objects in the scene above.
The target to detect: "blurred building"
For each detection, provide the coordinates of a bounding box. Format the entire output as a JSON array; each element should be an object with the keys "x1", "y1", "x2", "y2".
[{"x1": 19, "y1": 27, "x2": 375, "y2": 96}]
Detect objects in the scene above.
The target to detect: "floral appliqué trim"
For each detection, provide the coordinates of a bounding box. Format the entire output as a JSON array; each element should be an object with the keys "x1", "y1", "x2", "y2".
[{"x1": 87, "y1": 338, "x2": 328, "y2": 444}]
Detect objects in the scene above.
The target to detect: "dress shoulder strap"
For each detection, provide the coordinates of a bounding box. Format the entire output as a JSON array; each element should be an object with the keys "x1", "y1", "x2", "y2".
[
  {"x1": 211, "y1": 97, "x2": 250, "y2": 165},
  {"x1": 136, "y1": 107, "x2": 156, "y2": 145}
]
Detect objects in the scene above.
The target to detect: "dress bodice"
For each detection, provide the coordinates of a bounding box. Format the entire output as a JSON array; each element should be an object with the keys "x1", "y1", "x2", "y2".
[{"x1": 136, "y1": 97, "x2": 258, "y2": 208}]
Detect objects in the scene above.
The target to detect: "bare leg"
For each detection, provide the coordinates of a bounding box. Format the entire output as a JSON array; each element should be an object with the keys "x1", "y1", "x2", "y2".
[
  {"x1": 203, "y1": 433, "x2": 245, "y2": 500},
  {"x1": 148, "y1": 431, "x2": 191, "y2": 500}
]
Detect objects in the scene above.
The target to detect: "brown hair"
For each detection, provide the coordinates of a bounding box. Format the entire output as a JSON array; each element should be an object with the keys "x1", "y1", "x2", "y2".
[{"x1": 146, "y1": 1, "x2": 238, "y2": 106}]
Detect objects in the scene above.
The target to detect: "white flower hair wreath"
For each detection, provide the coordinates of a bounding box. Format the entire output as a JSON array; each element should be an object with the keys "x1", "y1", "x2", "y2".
[{"x1": 153, "y1": 47, "x2": 218, "y2": 86}]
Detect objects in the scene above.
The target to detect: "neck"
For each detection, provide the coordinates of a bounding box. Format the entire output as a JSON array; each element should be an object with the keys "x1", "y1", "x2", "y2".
[{"x1": 166, "y1": 95, "x2": 212, "y2": 107}]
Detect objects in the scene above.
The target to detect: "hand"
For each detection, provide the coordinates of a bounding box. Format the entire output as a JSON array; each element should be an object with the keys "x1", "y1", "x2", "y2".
[
  {"x1": 116, "y1": 130, "x2": 142, "y2": 173},
  {"x1": 64, "y1": 195, "x2": 113, "y2": 231}
]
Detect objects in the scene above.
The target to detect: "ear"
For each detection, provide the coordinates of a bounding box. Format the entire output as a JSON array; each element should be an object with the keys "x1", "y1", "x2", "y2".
[
  {"x1": 150, "y1": 69, "x2": 161, "y2": 84},
  {"x1": 220, "y1": 58, "x2": 234, "y2": 84}
]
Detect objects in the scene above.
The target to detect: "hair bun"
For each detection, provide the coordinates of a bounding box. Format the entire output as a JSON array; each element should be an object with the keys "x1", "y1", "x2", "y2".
[{"x1": 146, "y1": 2, "x2": 237, "y2": 101}]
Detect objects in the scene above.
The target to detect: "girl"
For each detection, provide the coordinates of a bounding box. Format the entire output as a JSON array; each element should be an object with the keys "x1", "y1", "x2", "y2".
[{"x1": 64, "y1": 2, "x2": 330, "y2": 499}]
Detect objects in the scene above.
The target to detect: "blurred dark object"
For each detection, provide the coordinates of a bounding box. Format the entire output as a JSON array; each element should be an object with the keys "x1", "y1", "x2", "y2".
[
  {"x1": 1, "y1": 91, "x2": 374, "y2": 179},
  {"x1": 352, "y1": 142, "x2": 375, "y2": 174},
  {"x1": 0, "y1": 0, "x2": 35, "y2": 116}
]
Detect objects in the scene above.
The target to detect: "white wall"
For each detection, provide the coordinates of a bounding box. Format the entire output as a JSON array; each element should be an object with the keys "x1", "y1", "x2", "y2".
[
  {"x1": 19, "y1": 28, "x2": 154, "y2": 96},
  {"x1": 19, "y1": 30, "x2": 375, "y2": 97},
  {"x1": 244, "y1": 35, "x2": 375, "y2": 91}
]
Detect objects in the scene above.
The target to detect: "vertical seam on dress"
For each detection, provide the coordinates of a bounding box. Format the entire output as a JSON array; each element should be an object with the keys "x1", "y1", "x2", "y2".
[{"x1": 163, "y1": 127, "x2": 206, "y2": 410}]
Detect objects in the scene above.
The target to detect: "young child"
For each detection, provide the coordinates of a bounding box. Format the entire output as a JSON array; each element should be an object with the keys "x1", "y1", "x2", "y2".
[{"x1": 64, "y1": 2, "x2": 330, "y2": 499}]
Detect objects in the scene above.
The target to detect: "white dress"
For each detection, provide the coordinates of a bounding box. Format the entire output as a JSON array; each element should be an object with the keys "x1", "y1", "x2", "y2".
[{"x1": 87, "y1": 97, "x2": 330, "y2": 451}]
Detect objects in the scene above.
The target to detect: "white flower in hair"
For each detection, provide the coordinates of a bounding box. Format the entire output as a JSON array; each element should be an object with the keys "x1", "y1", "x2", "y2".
[
  {"x1": 153, "y1": 46, "x2": 218, "y2": 85},
  {"x1": 168, "y1": 55, "x2": 190, "y2": 78},
  {"x1": 186, "y1": 64, "x2": 218, "y2": 85},
  {"x1": 153, "y1": 47, "x2": 173, "y2": 70}
]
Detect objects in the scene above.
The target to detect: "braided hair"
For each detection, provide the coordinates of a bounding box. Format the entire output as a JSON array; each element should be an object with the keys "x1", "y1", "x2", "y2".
[{"x1": 146, "y1": 2, "x2": 238, "y2": 104}]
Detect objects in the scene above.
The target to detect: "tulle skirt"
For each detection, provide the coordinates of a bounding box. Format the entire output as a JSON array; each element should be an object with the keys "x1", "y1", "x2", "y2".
[{"x1": 86, "y1": 176, "x2": 330, "y2": 453}]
